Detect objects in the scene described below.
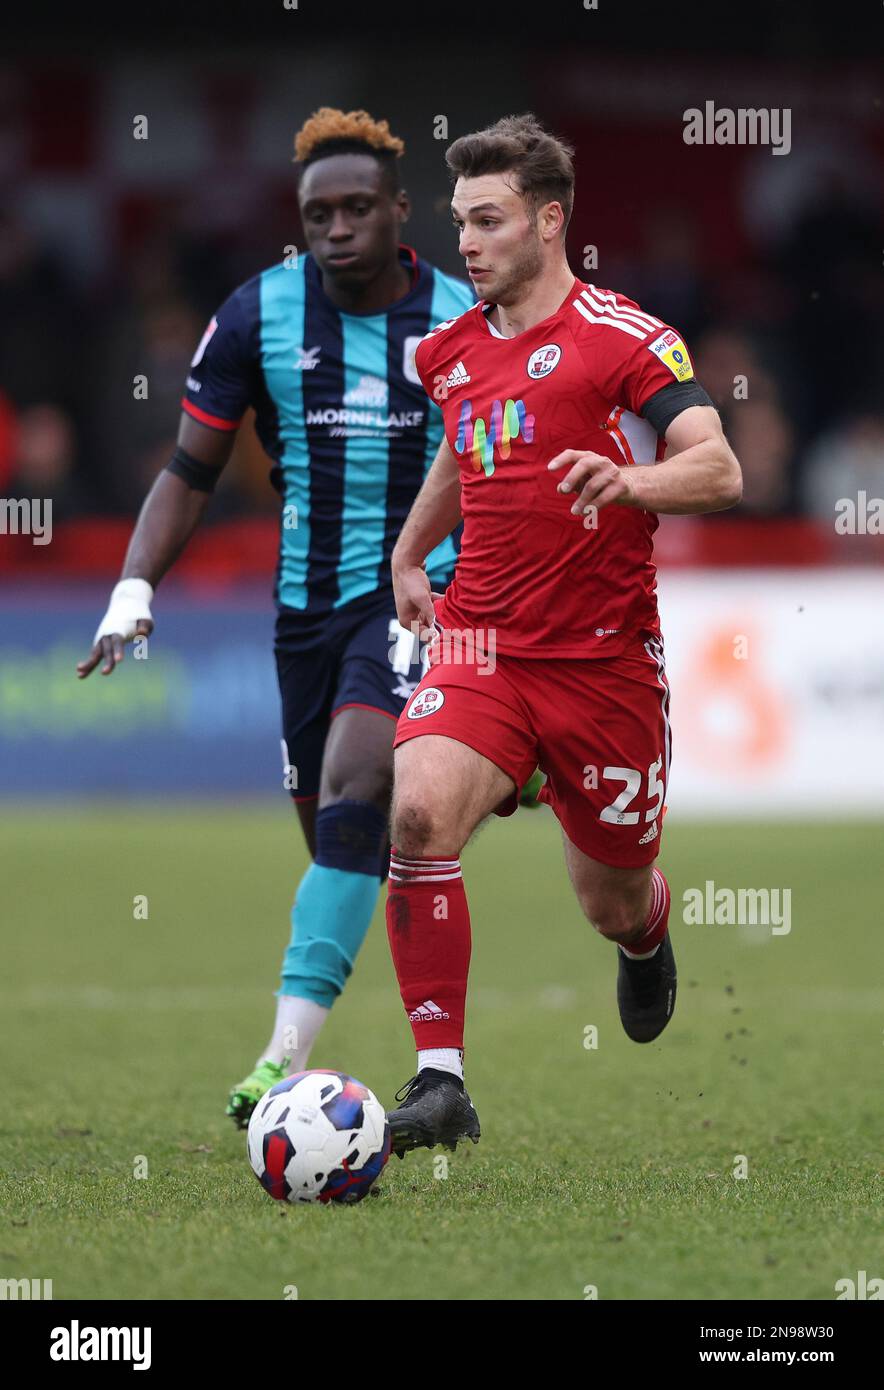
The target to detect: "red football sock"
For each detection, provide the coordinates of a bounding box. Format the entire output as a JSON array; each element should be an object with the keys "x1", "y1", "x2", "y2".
[
  {"x1": 386, "y1": 847, "x2": 471, "y2": 1050},
  {"x1": 621, "y1": 867, "x2": 671, "y2": 957}
]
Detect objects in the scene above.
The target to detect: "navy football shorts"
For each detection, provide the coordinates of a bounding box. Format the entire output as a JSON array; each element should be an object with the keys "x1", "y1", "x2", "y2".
[{"x1": 274, "y1": 588, "x2": 430, "y2": 802}]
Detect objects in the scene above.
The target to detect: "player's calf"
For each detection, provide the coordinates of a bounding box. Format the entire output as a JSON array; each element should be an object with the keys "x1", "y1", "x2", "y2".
[
  {"x1": 385, "y1": 733, "x2": 516, "y2": 1154},
  {"x1": 614, "y1": 867, "x2": 676, "y2": 1042},
  {"x1": 563, "y1": 842, "x2": 676, "y2": 1043}
]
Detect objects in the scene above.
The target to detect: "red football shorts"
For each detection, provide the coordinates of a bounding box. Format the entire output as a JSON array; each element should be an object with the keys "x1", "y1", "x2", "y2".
[{"x1": 393, "y1": 634, "x2": 672, "y2": 869}]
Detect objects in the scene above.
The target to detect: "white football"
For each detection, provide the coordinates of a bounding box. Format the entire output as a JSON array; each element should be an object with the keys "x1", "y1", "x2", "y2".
[{"x1": 247, "y1": 1069, "x2": 391, "y2": 1204}]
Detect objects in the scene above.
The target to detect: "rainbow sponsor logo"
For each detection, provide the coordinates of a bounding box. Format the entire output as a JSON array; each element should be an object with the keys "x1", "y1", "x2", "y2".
[{"x1": 454, "y1": 398, "x2": 535, "y2": 476}]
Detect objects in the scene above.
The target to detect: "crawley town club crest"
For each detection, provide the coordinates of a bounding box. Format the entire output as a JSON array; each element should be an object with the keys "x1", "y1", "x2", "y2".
[
  {"x1": 526, "y1": 343, "x2": 562, "y2": 378},
  {"x1": 407, "y1": 687, "x2": 445, "y2": 719}
]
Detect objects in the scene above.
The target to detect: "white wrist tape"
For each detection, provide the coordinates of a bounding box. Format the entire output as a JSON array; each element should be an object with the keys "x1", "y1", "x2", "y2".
[{"x1": 93, "y1": 578, "x2": 154, "y2": 645}]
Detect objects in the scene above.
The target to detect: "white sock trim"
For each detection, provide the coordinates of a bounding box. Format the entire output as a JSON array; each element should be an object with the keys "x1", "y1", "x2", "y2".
[
  {"x1": 389, "y1": 854, "x2": 462, "y2": 884},
  {"x1": 620, "y1": 870, "x2": 670, "y2": 958},
  {"x1": 260, "y1": 995, "x2": 330, "y2": 1071},
  {"x1": 417, "y1": 1047, "x2": 464, "y2": 1081},
  {"x1": 620, "y1": 940, "x2": 661, "y2": 961}
]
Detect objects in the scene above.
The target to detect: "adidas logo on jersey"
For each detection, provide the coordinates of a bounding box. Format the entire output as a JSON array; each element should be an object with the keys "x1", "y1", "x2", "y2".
[
  {"x1": 638, "y1": 822, "x2": 659, "y2": 845},
  {"x1": 445, "y1": 361, "x2": 471, "y2": 390},
  {"x1": 408, "y1": 1000, "x2": 450, "y2": 1022}
]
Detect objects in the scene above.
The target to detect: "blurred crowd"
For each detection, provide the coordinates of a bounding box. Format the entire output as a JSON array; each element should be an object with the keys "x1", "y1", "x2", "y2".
[
  {"x1": 0, "y1": 125, "x2": 881, "y2": 527},
  {"x1": 0, "y1": 196, "x2": 287, "y2": 521}
]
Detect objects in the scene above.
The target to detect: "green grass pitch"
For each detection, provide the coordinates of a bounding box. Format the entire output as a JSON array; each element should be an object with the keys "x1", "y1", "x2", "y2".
[{"x1": 2, "y1": 806, "x2": 881, "y2": 1301}]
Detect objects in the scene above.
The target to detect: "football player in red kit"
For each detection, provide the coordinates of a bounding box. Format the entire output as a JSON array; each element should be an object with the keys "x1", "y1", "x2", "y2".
[{"x1": 384, "y1": 114, "x2": 742, "y2": 1154}]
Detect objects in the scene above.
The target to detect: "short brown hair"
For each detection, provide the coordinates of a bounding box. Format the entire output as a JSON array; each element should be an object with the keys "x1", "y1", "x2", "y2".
[{"x1": 446, "y1": 113, "x2": 575, "y2": 233}]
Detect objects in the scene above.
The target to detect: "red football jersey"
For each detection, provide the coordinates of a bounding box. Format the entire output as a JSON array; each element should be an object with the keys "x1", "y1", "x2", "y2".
[{"x1": 414, "y1": 279, "x2": 697, "y2": 657}]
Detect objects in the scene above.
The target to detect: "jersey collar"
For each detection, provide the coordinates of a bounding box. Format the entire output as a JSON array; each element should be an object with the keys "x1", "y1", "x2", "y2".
[
  {"x1": 306, "y1": 243, "x2": 424, "y2": 317},
  {"x1": 479, "y1": 276, "x2": 580, "y2": 339}
]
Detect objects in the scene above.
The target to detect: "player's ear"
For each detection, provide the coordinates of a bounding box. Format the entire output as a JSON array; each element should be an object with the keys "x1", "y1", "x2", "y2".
[
  {"x1": 541, "y1": 200, "x2": 564, "y2": 242},
  {"x1": 396, "y1": 189, "x2": 411, "y2": 225}
]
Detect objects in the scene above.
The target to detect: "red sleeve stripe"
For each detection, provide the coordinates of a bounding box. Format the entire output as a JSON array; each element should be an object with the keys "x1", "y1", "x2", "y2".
[{"x1": 181, "y1": 398, "x2": 242, "y2": 431}]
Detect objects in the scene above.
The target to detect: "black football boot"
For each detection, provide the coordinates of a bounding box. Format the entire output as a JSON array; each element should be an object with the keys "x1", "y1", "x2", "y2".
[
  {"x1": 617, "y1": 932, "x2": 677, "y2": 1042},
  {"x1": 387, "y1": 1069, "x2": 481, "y2": 1157}
]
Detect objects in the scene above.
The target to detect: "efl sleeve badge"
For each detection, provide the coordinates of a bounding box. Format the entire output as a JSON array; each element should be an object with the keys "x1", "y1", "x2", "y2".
[{"x1": 647, "y1": 329, "x2": 694, "y2": 382}]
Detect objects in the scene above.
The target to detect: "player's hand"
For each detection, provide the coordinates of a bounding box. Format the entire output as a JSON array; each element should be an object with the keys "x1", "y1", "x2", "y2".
[
  {"x1": 391, "y1": 562, "x2": 443, "y2": 636},
  {"x1": 77, "y1": 578, "x2": 155, "y2": 678},
  {"x1": 547, "y1": 449, "x2": 635, "y2": 523}
]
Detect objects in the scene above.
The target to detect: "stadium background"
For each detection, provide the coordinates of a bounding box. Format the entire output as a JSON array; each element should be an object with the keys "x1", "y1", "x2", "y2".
[
  {"x1": 2, "y1": 1, "x2": 883, "y2": 1303},
  {"x1": 1, "y1": 2, "x2": 882, "y2": 806}
]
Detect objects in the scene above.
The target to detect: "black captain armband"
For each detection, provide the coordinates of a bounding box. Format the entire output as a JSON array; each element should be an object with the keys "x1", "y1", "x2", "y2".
[
  {"x1": 166, "y1": 447, "x2": 223, "y2": 493},
  {"x1": 641, "y1": 380, "x2": 715, "y2": 437}
]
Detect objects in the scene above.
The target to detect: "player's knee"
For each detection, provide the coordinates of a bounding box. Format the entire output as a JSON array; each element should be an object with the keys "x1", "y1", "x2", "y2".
[
  {"x1": 315, "y1": 800, "x2": 389, "y2": 875},
  {"x1": 322, "y1": 762, "x2": 392, "y2": 808},
  {"x1": 391, "y1": 793, "x2": 462, "y2": 859},
  {"x1": 390, "y1": 796, "x2": 435, "y2": 855},
  {"x1": 582, "y1": 896, "x2": 645, "y2": 943},
  {"x1": 282, "y1": 938, "x2": 351, "y2": 1005}
]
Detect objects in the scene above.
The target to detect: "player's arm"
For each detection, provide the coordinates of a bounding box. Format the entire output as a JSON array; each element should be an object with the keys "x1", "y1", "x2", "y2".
[
  {"x1": 547, "y1": 404, "x2": 741, "y2": 518},
  {"x1": 391, "y1": 436, "x2": 462, "y2": 631},
  {"x1": 551, "y1": 312, "x2": 742, "y2": 518},
  {"x1": 76, "y1": 416, "x2": 236, "y2": 677},
  {"x1": 117, "y1": 416, "x2": 234, "y2": 587},
  {"x1": 548, "y1": 404, "x2": 741, "y2": 517},
  {"x1": 78, "y1": 292, "x2": 254, "y2": 678},
  {"x1": 632, "y1": 405, "x2": 741, "y2": 512}
]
